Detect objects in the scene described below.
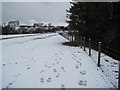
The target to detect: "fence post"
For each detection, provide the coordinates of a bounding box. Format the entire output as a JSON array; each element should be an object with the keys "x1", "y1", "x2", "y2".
[
  {"x1": 75, "y1": 36, "x2": 76, "y2": 41},
  {"x1": 70, "y1": 33, "x2": 71, "y2": 41},
  {"x1": 74, "y1": 36, "x2": 76, "y2": 42},
  {"x1": 73, "y1": 35, "x2": 74, "y2": 42},
  {"x1": 76, "y1": 36, "x2": 78, "y2": 44},
  {"x1": 71, "y1": 35, "x2": 73, "y2": 42},
  {"x1": 69, "y1": 35, "x2": 70, "y2": 41},
  {"x1": 83, "y1": 37, "x2": 86, "y2": 51},
  {"x1": 71, "y1": 35, "x2": 72, "y2": 42},
  {"x1": 89, "y1": 38, "x2": 91, "y2": 56},
  {"x1": 98, "y1": 42, "x2": 101, "y2": 67},
  {"x1": 70, "y1": 35, "x2": 71, "y2": 42},
  {"x1": 67, "y1": 35, "x2": 69, "y2": 40},
  {"x1": 72, "y1": 35, "x2": 74, "y2": 42},
  {"x1": 70, "y1": 35, "x2": 72, "y2": 42},
  {"x1": 80, "y1": 37, "x2": 82, "y2": 48}
]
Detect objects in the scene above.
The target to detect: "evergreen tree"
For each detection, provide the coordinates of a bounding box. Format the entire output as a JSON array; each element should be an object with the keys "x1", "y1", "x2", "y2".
[{"x1": 66, "y1": 2, "x2": 120, "y2": 52}]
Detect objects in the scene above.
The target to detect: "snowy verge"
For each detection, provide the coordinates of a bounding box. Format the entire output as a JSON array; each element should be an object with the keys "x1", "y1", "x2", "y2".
[{"x1": 1, "y1": 33, "x2": 118, "y2": 88}]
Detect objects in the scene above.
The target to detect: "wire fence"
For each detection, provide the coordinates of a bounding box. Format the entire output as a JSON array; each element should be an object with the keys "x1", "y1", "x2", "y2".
[{"x1": 59, "y1": 32, "x2": 120, "y2": 88}]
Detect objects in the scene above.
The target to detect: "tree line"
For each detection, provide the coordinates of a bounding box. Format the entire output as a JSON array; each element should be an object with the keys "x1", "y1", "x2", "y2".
[
  {"x1": 66, "y1": 2, "x2": 120, "y2": 53},
  {"x1": 1, "y1": 25, "x2": 67, "y2": 35}
]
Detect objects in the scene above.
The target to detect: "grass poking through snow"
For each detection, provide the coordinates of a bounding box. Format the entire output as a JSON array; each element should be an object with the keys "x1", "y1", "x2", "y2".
[{"x1": 62, "y1": 42, "x2": 79, "y2": 47}]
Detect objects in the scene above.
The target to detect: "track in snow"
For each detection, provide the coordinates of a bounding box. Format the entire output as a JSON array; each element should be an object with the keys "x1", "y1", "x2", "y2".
[{"x1": 1, "y1": 33, "x2": 115, "y2": 88}]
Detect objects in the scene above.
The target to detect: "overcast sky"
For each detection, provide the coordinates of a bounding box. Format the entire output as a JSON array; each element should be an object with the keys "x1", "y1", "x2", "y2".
[{"x1": 2, "y1": 2, "x2": 71, "y2": 26}]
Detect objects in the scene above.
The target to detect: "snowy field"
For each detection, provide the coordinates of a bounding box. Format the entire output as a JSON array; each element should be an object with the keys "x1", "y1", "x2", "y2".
[
  {"x1": 0, "y1": 34, "x2": 41, "y2": 40},
  {"x1": 0, "y1": 33, "x2": 119, "y2": 88}
]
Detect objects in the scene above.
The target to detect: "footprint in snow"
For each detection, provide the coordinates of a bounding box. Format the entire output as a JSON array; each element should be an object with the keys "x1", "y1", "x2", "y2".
[
  {"x1": 111, "y1": 63, "x2": 115, "y2": 67},
  {"x1": 3, "y1": 63, "x2": 5, "y2": 66},
  {"x1": 76, "y1": 65, "x2": 79, "y2": 69},
  {"x1": 77, "y1": 60, "x2": 80, "y2": 63},
  {"x1": 113, "y1": 70, "x2": 119, "y2": 73},
  {"x1": 53, "y1": 69, "x2": 57, "y2": 73},
  {"x1": 72, "y1": 57, "x2": 75, "y2": 60},
  {"x1": 27, "y1": 67, "x2": 30, "y2": 70},
  {"x1": 79, "y1": 58, "x2": 81, "y2": 61},
  {"x1": 73, "y1": 54, "x2": 77, "y2": 57},
  {"x1": 55, "y1": 53, "x2": 57, "y2": 55},
  {"x1": 56, "y1": 74, "x2": 60, "y2": 78},
  {"x1": 15, "y1": 62, "x2": 18, "y2": 64},
  {"x1": 113, "y1": 62, "x2": 118, "y2": 65},
  {"x1": 26, "y1": 64, "x2": 30, "y2": 67},
  {"x1": 61, "y1": 67, "x2": 65, "y2": 72},
  {"x1": 6, "y1": 81, "x2": 15, "y2": 88},
  {"x1": 59, "y1": 58, "x2": 62, "y2": 60},
  {"x1": 40, "y1": 78, "x2": 44, "y2": 83},
  {"x1": 40, "y1": 70, "x2": 44, "y2": 73},
  {"x1": 47, "y1": 78, "x2": 52, "y2": 82},
  {"x1": 14, "y1": 73, "x2": 21, "y2": 78},
  {"x1": 61, "y1": 84, "x2": 65, "y2": 90},
  {"x1": 6, "y1": 84, "x2": 12, "y2": 88},
  {"x1": 77, "y1": 61, "x2": 82, "y2": 66},
  {"x1": 57, "y1": 62, "x2": 59, "y2": 64},
  {"x1": 55, "y1": 59, "x2": 57, "y2": 61},
  {"x1": 79, "y1": 63, "x2": 82, "y2": 66},
  {"x1": 78, "y1": 80, "x2": 87, "y2": 86},
  {"x1": 48, "y1": 66, "x2": 51, "y2": 68},
  {"x1": 61, "y1": 54, "x2": 63, "y2": 55},
  {"x1": 80, "y1": 70, "x2": 86, "y2": 75},
  {"x1": 45, "y1": 65, "x2": 47, "y2": 67}
]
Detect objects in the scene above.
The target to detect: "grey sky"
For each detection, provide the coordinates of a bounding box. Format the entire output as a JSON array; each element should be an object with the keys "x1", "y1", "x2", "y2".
[
  {"x1": 2, "y1": 2, "x2": 71, "y2": 26},
  {"x1": 0, "y1": 2, "x2": 2, "y2": 25}
]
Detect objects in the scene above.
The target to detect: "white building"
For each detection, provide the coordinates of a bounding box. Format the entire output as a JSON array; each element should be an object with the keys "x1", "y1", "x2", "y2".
[{"x1": 8, "y1": 20, "x2": 19, "y2": 28}]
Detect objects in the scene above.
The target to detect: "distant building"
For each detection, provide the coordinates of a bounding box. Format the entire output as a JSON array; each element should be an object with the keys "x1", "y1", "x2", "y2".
[
  {"x1": 8, "y1": 20, "x2": 19, "y2": 28},
  {"x1": 34, "y1": 23, "x2": 43, "y2": 27},
  {"x1": 18, "y1": 25, "x2": 33, "y2": 34},
  {"x1": 3, "y1": 21, "x2": 57, "y2": 34}
]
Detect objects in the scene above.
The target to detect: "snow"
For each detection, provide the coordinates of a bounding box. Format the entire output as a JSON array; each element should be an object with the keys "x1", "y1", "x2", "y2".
[
  {"x1": 85, "y1": 48, "x2": 119, "y2": 87},
  {"x1": 0, "y1": 34, "x2": 40, "y2": 39},
  {"x1": 1, "y1": 33, "x2": 119, "y2": 88}
]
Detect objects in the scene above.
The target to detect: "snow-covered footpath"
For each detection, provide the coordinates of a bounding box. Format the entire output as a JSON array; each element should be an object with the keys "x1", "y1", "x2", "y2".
[{"x1": 0, "y1": 33, "x2": 119, "y2": 88}]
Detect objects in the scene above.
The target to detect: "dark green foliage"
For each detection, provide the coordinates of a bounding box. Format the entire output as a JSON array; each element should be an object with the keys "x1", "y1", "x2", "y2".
[
  {"x1": 66, "y1": 2, "x2": 120, "y2": 52},
  {"x1": 2, "y1": 25, "x2": 18, "y2": 35}
]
